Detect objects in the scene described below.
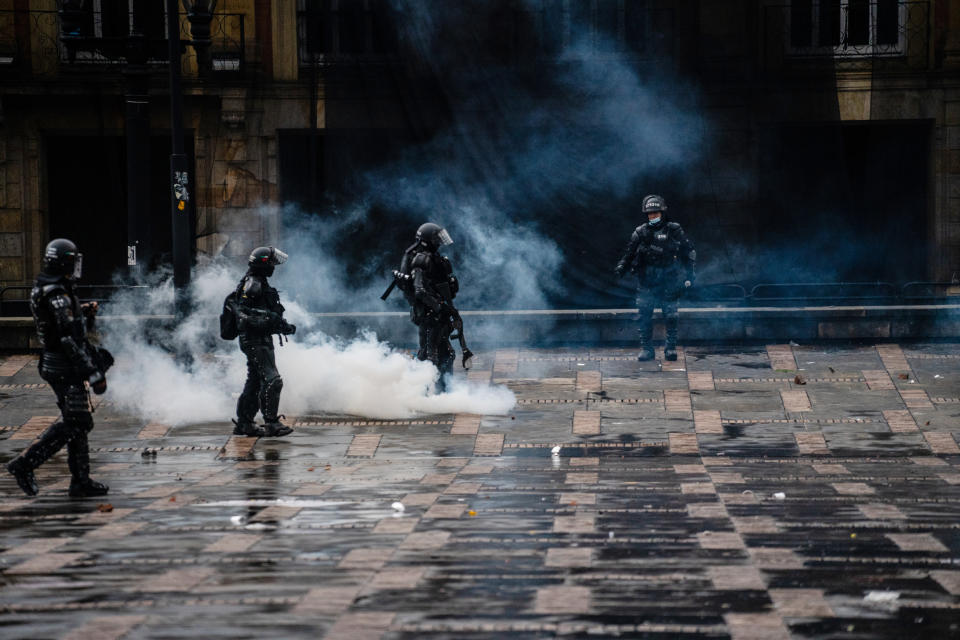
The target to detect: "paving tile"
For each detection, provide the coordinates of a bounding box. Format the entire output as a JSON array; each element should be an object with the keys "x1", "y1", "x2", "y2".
[
  {"x1": 493, "y1": 349, "x2": 519, "y2": 374},
  {"x1": 669, "y1": 433, "x2": 699, "y2": 454},
  {"x1": 293, "y1": 586, "x2": 361, "y2": 615},
  {"x1": 424, "y1": 504, "x2": 465, "y2": 519},
  {"x1": 886, "y1": 533, "x2": 949, "y2": 552},
  {"x1": 534, "y1": 586, "x2": 591, "y2": 614},
  {"x1": 145, "y1": 493, "x2": 196, "y2": 510},
  {"x1": 324, "y1": 612, "x2": 396, "y2": 640},
  {"x1": 766, "y1": 345, "x2": 796, "y2": 371},
  {"x1": 795, "y1": 432, "x2": 829, "y2": 455},
  {"x1": 674, "y1": 464, "x2": 707, "y2": 474},
  {"x1": 203, "y1": 534, "x2": 262, "y2": 553},
  {"x1": 725, "y1": 613, "x2": 790, "y2": 640},
  {"x1": 62, "y1": 615, "x2": 146, "y2": 640},
  {"x1": 749, "y1": 548, "x2": 804, "y2": 569},
  {"x1": 401, "y1": 531, "x2": 451, "y2": 550},
  {"x1": 292, "y1": 483, "x2": 331, "y2": 496},
  {"x1": 924, "y1": 432, "x2": 960, "y2": 454},
  {"x1": 811, "y1": 463, "x2": 849, "y2": 474},
  {"x1": 373, "y1": 518, "x2": 419, "y2": 534},
  {"x1": 911, "y1": 456, "x2": 948, "y2": 466},
  {"x1": 83, "y1": 521, "x2": 147, "y2": 540},
  {"x1": 901, "y1": 389, "x2": 934, "y2": 410},
  {"x1": 863, "y1": 369, "x2": 895, "y2": 390},
  {"x1": 694, "y1": 410, "x2": 722, "y2": 434},
  {"x1": 451, "y1": 414, "x2": 481, "y2": 435},
  {"x1": 681, "y1": 482, "x2": 716, "y2": 495},
  {"x1": 421, "y1": 473, "x2": 457, "y2": 485},
  {"x1": 930, "y1": 570, "x2": 960, "y2": 595},
  {"x1": 702, "y1": 457, "x2": 733, "y2": 466},
  {"x1": 400, "y1": 493, "x2": 440, "y2": 506},
  {"x1": 708, "y1": 565, "x2": 765, "y2": 590},
  {"x1": 938, "y1": 472, "x2": 960, "y2": 485},
  {"x1": 769, "y1": 588, "x2": 835, "y2": 618},
  {"x1": 137, "y1": 422, "x2": 170, "y2": 439},
  {"x1": 553, "y1": 514, "x2": 596, "y2": 534},
  {"x1": 876, "y1": 344, "x2": 910, "y2": 371},
  {"x1": 250, "y1": 505, "x2": 302, "y2": 522},
  {"x1": 347, "y1": 434, "x2": 382, "y2": 457},
  {"x1": 572, "y1": 410, "x2": 601, "y2": 435},
  {"x1": 576, "y1": 370, "x2": 602, "y2": 393},
  {"x1": 339, "y1": 548, "x2": 394, "y2": 570},
  {"x1": 366, "y1": 567, "x2": 426, "y2": 591},
  {"x1": 5, "y1": 552, "x2": 85, "y2": 574},
  {"x1": 883, "y1": 409, "x2": 918, "y2": 433},
  {"x1": 687, "y1": 503, "x2": 728, "y2": 519},
  {"x1": 10, "y1": 415, "x2": 57, "y2": 440},
  {"x1": 569, "y1": 457, "x2": 599, "y2": 467},
  {"x1": 664, "y1": 389, "x2": 692, "y2": 413},
  {"x1": 459, "y1": 464, "x2": 494, "y2": 475},
  {"x1": 709, "y1": 472, "x2": 745, "y2": 484},
  {"x1": 688, "y1": 371, "x2": 715, "y2": 391},
  {"x1": 217, "y1": 436, "x2": 258, "y2": 460},
  {"x1": 696, "y1": 531, "x2": 745, "y2": 550},
  {"x1": 474, "y1": 433, "x2": 504, "y2": 456},
  {"x1": 2, "y1": 537, "x2": 72, "y2": 555},
  {"x1": 781, "y1": 389, "x2": 811, "y2": 412},
  {"x1": 545, "y1": 547, "x2": 593, "y2": 567},
  {"x1": 832, "y1": 482, "x2": 875, "y2": 495},
  {"x1": 558, "y1": 492, "x2": 595, "y2": 506},
  {"x1": 467, "y1": 369, "x2": 492, "y2": 383},
  {"x1": 0, "y1": 355, "x2": 34, "y2": 377},
  {"x1": 731, "y1": 516, "x2": 780, "y2": 534},
  {"x1": 858, "y1": 504, "x2": 907, "y2": 520},
  {"x1": 132, "y1": 567, "x2": 215, "y2": 592},
  {"x1": 565, "y1": 472, "x2": 598, "y2": 484}
]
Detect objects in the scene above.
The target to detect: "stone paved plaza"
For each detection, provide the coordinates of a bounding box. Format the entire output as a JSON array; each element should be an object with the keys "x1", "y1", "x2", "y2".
[{"x1": 2, "y1": 343, "x2": 960, "y2": 639}]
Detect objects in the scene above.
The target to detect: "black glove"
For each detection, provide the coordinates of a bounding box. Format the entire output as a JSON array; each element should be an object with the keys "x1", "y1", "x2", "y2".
[
  {"x1": 88, "y1": 370, "x2": 107, "y2": 395},
  {"x1": 614, "y1": 264, "x2": 626, "y2": 278},
  {"x1": 281, "y1": 321, "x2": 296, "y2": 335}
]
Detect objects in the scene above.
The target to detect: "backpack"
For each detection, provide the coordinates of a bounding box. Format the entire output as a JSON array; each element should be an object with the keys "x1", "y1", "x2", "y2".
[
  {"x1": 219, "y1": 290, "x2": 240, "y2": 340},
  {"x1": 396, "y1": 244, "x2": 418, "y2": 303}
]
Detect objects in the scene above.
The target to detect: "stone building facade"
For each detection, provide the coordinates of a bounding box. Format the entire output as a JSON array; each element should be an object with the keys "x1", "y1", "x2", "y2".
[{"x1": 0, "y1": 1, "x2": 956, "y2": 300}]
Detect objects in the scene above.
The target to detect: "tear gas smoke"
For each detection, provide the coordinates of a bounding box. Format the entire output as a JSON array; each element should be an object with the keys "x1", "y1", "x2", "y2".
[{"x1": 102, "y1": 262, "x2": 514, "y2": 426}]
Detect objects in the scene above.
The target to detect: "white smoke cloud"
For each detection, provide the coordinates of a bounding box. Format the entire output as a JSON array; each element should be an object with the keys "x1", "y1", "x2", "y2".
[{"x1": 102, "y1": 262, "x2": 514, "y2": 427}]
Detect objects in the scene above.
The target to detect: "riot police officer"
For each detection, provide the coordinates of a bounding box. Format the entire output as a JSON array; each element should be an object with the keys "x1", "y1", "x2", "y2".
[
  {"x1": 615, "y1": 195, "x2": 696, "y2": 361},
  {"x1": 233, "y1": 246, "x2": 296, "y2": 438},
  {"x1": 403, "y1": 223, "x2": 459, "y2": 391},
  {"x1": 6, "y1": 238, "x2": 112, "y2": 497}
]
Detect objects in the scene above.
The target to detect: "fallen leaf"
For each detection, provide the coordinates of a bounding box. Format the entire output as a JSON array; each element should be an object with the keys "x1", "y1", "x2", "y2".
[
  {"x1": 97, "y1": 503, "x2": 113, "y2": 513},
  {"x1": 898, "y1": 374, "x2": 909, "y2": 380},
  {"x1": 828, "y1": 367, "x2": 835, "y2": 373},
  {"x1": 168, "y1": 496, "x2": 176, "y2": 502},
  {"x1": 307, "y1": 467, "x2": 315, "y2": 472},
  {"x1": 467, "y1": 510, "x2": 477, "y2": 516},
  {"x1": 926, "y1": 421, "x2": 930, "y2": 426},
  {"x1": 794, "y1": 375, "x2": 806, "y2": 385},
  {"x1": 569, "y1": 500, "x2": 578, "y2": 506}
]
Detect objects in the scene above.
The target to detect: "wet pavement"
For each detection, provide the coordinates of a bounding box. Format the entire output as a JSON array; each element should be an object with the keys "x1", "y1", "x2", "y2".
[{"x1": 1, "y1": 343, "x2": 960, "y2": 638}]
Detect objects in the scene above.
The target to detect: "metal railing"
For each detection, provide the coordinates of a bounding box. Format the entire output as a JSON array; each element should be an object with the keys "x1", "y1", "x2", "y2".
[
  {"x1": 0, "y1": 9, "x2": 245, "y2": 77},
  {"x1": 0, "y1": 284, "x2": 150, "y2": 316},
  {"x1": 761, "y1": 1, "x2": 930, "y2": 71}
]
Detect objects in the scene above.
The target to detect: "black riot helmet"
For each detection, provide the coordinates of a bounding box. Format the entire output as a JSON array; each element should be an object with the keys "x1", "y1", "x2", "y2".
[
  {"x1": 247, "y1": 246, "x2": 288, "y2": 277},
  {"x1": 416, "y1": 223, "x2": 453, "y2": 251},
  {"x1": 641, "y1": 194, "x2": 667, "y2": 227},
  {"x1": 42, "y1": 238, "x2": 82, "y2": 280}
]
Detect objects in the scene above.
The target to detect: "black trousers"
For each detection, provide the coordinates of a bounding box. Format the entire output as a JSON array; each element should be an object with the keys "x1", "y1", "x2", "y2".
[
  {"x1": 636, "y1": 268, "x2": 682, "y2": 344},
  {"x1": 237, "y1": 339, "x2": 283, "y2": 423},
  {"x1": 11, "y1": 367, "x2": 95, "y2": 481},
  {"x1": 417, "y1": 318, "x2": 455, "y2": 379}
]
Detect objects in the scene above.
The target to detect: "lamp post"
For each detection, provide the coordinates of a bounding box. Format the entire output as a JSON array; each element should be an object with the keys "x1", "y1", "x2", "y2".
[{"x1": 168, "y1": 0, "x2": 217, "y2": 309}]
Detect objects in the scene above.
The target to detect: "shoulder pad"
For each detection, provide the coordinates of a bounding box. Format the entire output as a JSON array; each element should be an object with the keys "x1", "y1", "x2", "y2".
[
  {"x1": 410, "y1": 252, "x2": 432, "y2": 269},
  {"x1": 667, "y1": 222, "x2": 682, "y2": 231},
  {"x1": 636, "y1": 224, "x2": 650, "y2": 235},
  {"x1": 242, "y1": 276, "x2": 263, "y2": 298},
  {"x1": 41, "y1": 283, "x2": 67, "y2": 297}
]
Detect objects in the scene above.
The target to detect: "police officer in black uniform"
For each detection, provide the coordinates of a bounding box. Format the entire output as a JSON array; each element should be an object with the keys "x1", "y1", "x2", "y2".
[
  {"x1": 615, "y1": 195, "x2": 696, "y2": 361},
  {"x1": 233, "y1": 246, "x2": 296, "y2": 438},
  {"x1": 6, "y1": 239, "x2": 112, "y2": 497},
  {"x1": 405, "y1": 223, "x2": 458, "y2": 392}
]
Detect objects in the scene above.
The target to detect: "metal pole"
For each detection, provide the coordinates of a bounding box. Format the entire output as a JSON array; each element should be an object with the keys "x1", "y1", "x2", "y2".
[
  {"x1": 167, "y1": 0, "x2": 191, "y2": 301},
  {"x1": 123, "y1": 54, "x2": 150, "y2": 277}
]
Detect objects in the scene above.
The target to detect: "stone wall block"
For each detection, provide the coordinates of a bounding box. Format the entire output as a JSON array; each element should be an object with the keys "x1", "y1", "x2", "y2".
[
  {"x1": 0, "y1": 210, "x2": 20, "y2": 232},
  {"x1": 946, "y1": 102, "x2": 960, "y2": 125},
  {"x1": 950, "y1": 176, "x2": 960, "y2": 199},
  {"x1": 0, "y1": 256, "x2": 23, "y2": 281},
  {"x1": 0, "y1": 232, "x2": 23, "y2": 257}
]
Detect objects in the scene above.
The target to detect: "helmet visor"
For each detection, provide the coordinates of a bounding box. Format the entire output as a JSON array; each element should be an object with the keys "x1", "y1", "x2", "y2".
[
  {"x1": 437, "y1": 229, "x2": 453, "y2": 246},
  {"x1": 272, "y1": 248, "x2": 288, "y2": 265},
  {"x1": 72, "y1": 254, "x2": 83, "y2": 280}
]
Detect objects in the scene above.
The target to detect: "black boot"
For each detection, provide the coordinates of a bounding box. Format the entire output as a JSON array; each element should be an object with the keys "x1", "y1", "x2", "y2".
[
  {"x1": 67, "y1": 434, "x2": 108, "y2": 498},
  {"x1": 6, "y1": 458, "x2": 38, "y2": 497},
  {"x1": 637, "y1": 329, "x2": 655, "y2": 361},
  {"x1": 232, "y1": 419, "x2": 265, "y2": 437},
  {"x1": 262, "y1": 416, "x2": 293, "y2": 438},
  {"x1": 664, "y1": 316, "x2": 679, "y2": 361}
]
